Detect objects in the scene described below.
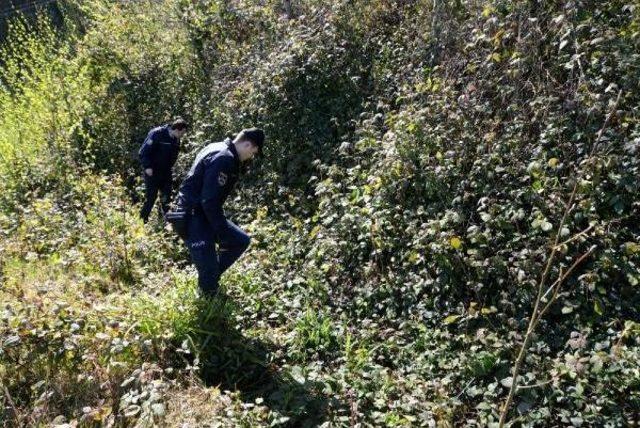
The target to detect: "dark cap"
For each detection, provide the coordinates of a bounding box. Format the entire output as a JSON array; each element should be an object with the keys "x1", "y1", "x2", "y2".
[{"x1": 240, "y1": 127, "x2": 265, "y2": 155}]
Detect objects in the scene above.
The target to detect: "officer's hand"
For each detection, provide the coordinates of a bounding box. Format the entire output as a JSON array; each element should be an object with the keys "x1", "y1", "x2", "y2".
[{"x1": 145, "y1": 168, "x2": 153, "y2": 177}]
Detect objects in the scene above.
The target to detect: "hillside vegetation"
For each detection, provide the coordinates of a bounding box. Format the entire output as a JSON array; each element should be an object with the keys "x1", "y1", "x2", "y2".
[{"x1": 1, "y1": 0, "x2": 639, "y2": 426}]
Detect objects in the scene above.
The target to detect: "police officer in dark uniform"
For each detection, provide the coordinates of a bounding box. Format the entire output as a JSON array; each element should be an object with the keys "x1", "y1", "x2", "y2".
[
  {"x1": 138, "y1": 118, "x2": 189, "y2": 223},
  {"x1": 176, "y1": 128, "x2": 264, "y2": 297}
]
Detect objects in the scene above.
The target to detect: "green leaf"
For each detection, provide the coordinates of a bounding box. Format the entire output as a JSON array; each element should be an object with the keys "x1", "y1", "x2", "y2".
[
  {"x1": 532, "y1": 180, "x2": 543, "y2": 191},
  {"x1": 500, "y1": 377, "x2": 513, "y2": 388},
  {"x1": 559, "y1": 39, "x2": 569, "y2": 51},
  {"x1": 594, "y1": 299, "x2": 604, "y2": 316}
]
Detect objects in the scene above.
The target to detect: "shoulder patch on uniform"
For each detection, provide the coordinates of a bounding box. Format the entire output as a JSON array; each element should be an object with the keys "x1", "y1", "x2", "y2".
[{"x1": 218, "y1": 172, "x2": 227, "y2": 186}]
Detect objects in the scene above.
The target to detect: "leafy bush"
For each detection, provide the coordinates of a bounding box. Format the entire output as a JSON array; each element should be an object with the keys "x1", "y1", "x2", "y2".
[{"x1": 1, "y1": 0, "x2": 639, "y2": 426}]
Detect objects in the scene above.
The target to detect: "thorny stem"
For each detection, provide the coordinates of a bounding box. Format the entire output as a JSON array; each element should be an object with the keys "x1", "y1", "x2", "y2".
[{"x1": 498, "y1": 91, "x2": 621, "y2": 427}]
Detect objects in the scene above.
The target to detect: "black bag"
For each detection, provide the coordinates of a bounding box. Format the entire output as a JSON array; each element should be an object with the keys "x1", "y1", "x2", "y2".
[{"x1": 165, "y1": 208, "x2": 190, "y2": 241}]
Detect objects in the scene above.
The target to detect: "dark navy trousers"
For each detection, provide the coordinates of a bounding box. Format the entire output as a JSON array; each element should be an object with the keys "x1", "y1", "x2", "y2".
[
  {"x1": 140, "y1": 173, "x2": 172, "y2": 223},
  {"x1": 187, "y1": 212, "x2": 250, "y2": 296}
]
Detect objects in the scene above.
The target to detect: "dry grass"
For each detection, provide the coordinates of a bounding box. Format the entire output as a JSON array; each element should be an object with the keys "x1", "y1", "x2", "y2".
[{"x1": 163, "y1": 384, "x2": 232, "y2": 427}]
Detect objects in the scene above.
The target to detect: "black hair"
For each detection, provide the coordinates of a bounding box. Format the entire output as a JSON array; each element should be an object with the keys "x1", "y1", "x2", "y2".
[{"x1": 170, "y1": 118, "x2": 189, "y2": 131}]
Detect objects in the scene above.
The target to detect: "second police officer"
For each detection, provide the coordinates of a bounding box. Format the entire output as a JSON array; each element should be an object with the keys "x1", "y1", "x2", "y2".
[{"x1": 138, "y1": 118, "x2": 189, "y2": 223}]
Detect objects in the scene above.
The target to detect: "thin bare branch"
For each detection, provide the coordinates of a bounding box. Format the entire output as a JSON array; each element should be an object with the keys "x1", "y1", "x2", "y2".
[
  {"x1": 498, "y1": 90, "x2": 622, "y2": 427},
  {"x1": 552, "y1": 223, "x2": 595, "y2": 250},
  {"x1": 537, "y1": 246, "x2": 597, "y2": 321}
]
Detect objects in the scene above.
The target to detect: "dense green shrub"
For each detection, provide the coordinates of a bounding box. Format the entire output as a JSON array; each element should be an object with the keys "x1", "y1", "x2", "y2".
[{"x1": 1, "y1": 0, "x2": 639, "y2": 426}]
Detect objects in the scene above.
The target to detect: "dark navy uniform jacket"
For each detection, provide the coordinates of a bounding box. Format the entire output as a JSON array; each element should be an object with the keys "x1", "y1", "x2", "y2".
[
  {"x1": 176, "y1": 138, "x2": 240, "y2": 243},
  {"x1": 138, "y1": 125, "x2": 181, "y2": 178}
]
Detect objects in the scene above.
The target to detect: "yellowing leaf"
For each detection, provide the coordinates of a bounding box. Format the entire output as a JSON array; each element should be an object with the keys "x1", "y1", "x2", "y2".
[
  {"x1": 624, "y1": 242, "x2": 640, "y2": 255},
  {"x1": 481, "y1": 306, "x2": 498, "y2": 315},
  {"x1": 443, "y1": 315, "x2": 461, "y2": 325},
  {"x1": 450, "y1": 236, "x2": 462, "y2": 249},
  {"x1": 256, "y1": 206, "x2": 268, "y2": 220},
  {"x1": 548, "y1": 157, "x2": 559, "y2": 167},
  {"x1": 309, "y1": 225, "x2": 321, "y2": 239},
  {"x1": 372, "y1": 177, "x2": 383, "y2": 190},
  {"x1": 468, "y1": 301, "x2": 478, "y2": 315}
]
